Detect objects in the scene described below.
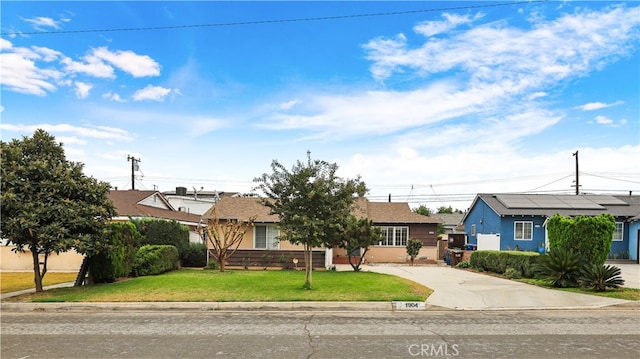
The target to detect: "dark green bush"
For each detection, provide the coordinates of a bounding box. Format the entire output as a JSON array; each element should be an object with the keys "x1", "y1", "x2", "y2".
[
  {"x1": 547, "y1": 213, "x2": 615, "y2": 267},
  {"x1": 132, "y1": 219, "x2": 190, "y2": 262},
  {"x1": 456, "y1": 261, "x2": 471, "y2": 269},
  {"x1": 579, "y1": 264, "x2": 625, "y2": 292},
  {"x1": 132, "y1": 245, "x2": 179, "y2": 276},
  {"x1": 89, "y1": 222, "x2": 142, "y2": 283},
  {"x1": 181, "y1": 243, "x2": 207, "y2": 267},
  {"x1": 470, "y1": 250, "x2": 539, "y2": 278},
  {"x1": 534, "y1": 248, "x2": 583, "y2": 288}
]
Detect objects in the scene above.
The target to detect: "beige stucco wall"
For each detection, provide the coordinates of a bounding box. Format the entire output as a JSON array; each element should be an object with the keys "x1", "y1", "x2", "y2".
[
  {"x1": 1, "y1": 246, "x2": 84, "y2": 272},
  {"x1": 361, "y1": 246, "x2": 437, "y2": 264},
  {"x1": 212, "y1": 226, "x2": 318, "y2": 251}
]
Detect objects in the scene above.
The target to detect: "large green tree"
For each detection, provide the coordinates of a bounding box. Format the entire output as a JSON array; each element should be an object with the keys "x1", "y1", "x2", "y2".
[
  {"x1": 254, "y1": 152, "x2": 367, "y2": 289},
  {"x1": 1, "y1": 130, "x2": 115, "y2": 292}
]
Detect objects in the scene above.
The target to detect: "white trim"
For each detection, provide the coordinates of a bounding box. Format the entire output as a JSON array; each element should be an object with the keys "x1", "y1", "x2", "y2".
[
  {"x1": 253, "y1": 224, "x2": 280, "y2": 249},
  {"x1": 613, "y1": 222, "x2": 624, "y2": 242},
  {"x1": 514, "y1": 221, "x2": 533, "y2": 241}
]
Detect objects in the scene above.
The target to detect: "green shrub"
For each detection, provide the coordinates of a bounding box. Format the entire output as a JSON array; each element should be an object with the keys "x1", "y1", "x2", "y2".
[
  {"x1": 579, "y1": 264, "x2": 625, "y2": 292},
  {"x1": 504, "y1": 267, "x2": 522, "y2": 279},
  {"x1": 260, "y1": 251, "x2": 273, "y2": 269},
  {"x1": 89, "y1": 222, "x2": 142, "y2": 283},
  {"x1": 206, "y1": 260, "x2": 219, "y2": 270},
  {"x1": 547, "y1": 213, "x2": 615, "y2": 266},
  {"x1": 132, "y1": 245, "x2": 179, "y2": 276},
  {"x1": 132, "y1": 219, "x2": 190, "y2": 263},
  {"x1": 456, "y1": 261, "x2": 471, "y2": 269},
  {"x1": 181, "y1": 243, "x2": 207, "y2": 267},
  {"x1": 534, "y1": 248, "x2": 583, "y2": 288},
  {"x1": 470, "y1": 251, "x2": 539, "y2": 277}
]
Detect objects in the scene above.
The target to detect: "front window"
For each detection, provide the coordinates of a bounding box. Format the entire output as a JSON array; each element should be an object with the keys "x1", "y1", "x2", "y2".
[
  {"x1": 514, "y1": 221, "x2": 533, "y2": 241},
  {"x1": 613, "y1": 222, "x2": 623, "y2": 242},
  {"x1": 254, "y1": 225, "x2": 279, "y2": 249},
  {"x1": 378, "y1": 226, "x2": 408, "y2": 246}
]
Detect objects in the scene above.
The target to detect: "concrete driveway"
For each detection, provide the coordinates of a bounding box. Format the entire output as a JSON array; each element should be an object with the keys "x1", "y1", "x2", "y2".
[
  {"x1": 610, "y1": 263, "x2": 640, "y2": 289},
  {"x1": 361, "y1": 265, "x2": 634, "y2": 310}
]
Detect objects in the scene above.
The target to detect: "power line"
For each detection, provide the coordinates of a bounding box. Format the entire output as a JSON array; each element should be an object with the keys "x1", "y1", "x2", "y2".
[{"x1": 2, "y1": 1, "x2": 547, "y2": 36}]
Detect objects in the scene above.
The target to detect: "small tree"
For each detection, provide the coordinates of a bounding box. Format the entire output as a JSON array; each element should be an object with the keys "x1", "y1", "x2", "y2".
[
  {"x1": 200, "y1": 208, "x2": 256, "y2": 272},
  {"x1": 341, "y1": 215, "x2": 383, "y2": 272},
  {"x1": 254, "y1": 151, "x2": 367, "y2": 289},
  {"x1": 1, "y1": 130, "x2": 115, "y2": 292},
  {"x1": 406, "y1": 238, "x2": 423, "y2": 266}
]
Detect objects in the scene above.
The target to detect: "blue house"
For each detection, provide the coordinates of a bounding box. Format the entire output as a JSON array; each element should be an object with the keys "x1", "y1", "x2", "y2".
[{"x1": 462, "y1": 193, "x2": 640, "y2": 262}]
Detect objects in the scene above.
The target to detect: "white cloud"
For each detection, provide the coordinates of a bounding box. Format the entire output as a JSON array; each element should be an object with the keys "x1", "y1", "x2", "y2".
[
  {"x1": 364, "y1": 6, "x2": 640, "y2": 85},
  {"x1": 102, "y1": 91, "x2": 126, "y2": 102},
  {"x1": 413, "y1": 13, "x2": 483, "y2": 37},
  {"x1": 0, "y1": 123, "x2": 134, "y2": 141},
  {"x1": 132, "y1": 85, "x2": 173, "y2": 102},
  {"x1": 62, "y1": 55, "x2": 115, "y2": 78},
  {"x1": 0, "y1": 52, "x2": 61, "y2": 95},
  {"x1": 22, "y1": 16, "x2": 61, "y2": 30},
  {"x1": 265, "y1": 5, "x2": 639, "y2": 141},
  {"x1": 74, "y1": 81, "x2": 92, "y2": 99},
  {"x1": 279, "y1": 99, "x2": 301, "y2": 110},
  {"x1": 575, "y1": 100, "x2": 624, "y2": 111},
  {"x1": 527, "y1": 92, "x2": 548, "y2": 100},
  {"x1": 92, "y1": 47, "x2": 160, "y2": 77},
  {"x1": 593, "y1": 115, "x2": 626, "y2": 127}
]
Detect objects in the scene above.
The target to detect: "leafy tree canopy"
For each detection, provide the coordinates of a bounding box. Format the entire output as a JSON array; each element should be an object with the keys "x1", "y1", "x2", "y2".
[
  {"x1": 254, "y1": 151, "x2": 367, "y2": 288},
  {"x1": 1, "y1": 129, "x2": 115, "y2": 291}
]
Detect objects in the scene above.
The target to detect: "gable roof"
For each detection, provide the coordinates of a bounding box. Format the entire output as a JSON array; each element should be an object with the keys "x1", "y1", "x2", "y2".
[
  {"x1": 464, "y1": 193, "x2": 640, "y2": 220},
  {"x1": 204, "y1": 196, "x2": 441, "y2": 224},
  {"x1": 108, "y1": 190, "x2": 202, "y2": 224}
]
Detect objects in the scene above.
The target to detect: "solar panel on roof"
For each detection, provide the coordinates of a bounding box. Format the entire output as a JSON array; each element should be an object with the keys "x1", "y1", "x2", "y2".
[{"x1": 495, "y1": 194, "x2": 606, "y2": 210}]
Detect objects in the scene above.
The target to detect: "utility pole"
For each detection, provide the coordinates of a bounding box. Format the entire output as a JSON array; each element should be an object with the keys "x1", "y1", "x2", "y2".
[
  {"x1": 127, "y1": 155, "x2": 140, "y2": 190},
  {"x1": 572, "y1": 151, "x2": 579, "y2": 195}
]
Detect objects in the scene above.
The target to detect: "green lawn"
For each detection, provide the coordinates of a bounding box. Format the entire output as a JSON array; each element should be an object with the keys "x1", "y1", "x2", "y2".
[
  {"x1": 6, "y1": 269, "x2": 432, "y2": 302},
  {"x1": 1, "y1": 272, "x2": 78, "y2": 294}
]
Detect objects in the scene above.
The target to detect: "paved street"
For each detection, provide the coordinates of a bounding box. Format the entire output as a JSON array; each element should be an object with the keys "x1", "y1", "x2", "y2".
[{"x1": 2, "y1": 309, "x2": 639, "y2": 359}]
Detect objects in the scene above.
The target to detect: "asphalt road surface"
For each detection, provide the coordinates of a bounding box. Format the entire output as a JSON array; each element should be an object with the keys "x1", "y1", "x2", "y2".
[{"x1": 2, "y1": 309, "x2": 639, "y2": 359}]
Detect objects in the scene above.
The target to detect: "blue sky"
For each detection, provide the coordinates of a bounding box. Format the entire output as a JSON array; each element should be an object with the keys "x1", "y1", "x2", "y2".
[{"x1": 1, "y1": 1, "x2": 639, "y2": 210}]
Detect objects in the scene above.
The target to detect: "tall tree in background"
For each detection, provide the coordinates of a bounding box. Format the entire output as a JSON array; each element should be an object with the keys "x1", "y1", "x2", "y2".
[
  {"x1": 413, "y1": 205, "x2": 433, "y2": 216},
  {"x1": 254, "y1": 151, "x2": 367, "y2": 289},
  {"x1": 1, "y1": 130, "x2": 115, "y2": 292}
]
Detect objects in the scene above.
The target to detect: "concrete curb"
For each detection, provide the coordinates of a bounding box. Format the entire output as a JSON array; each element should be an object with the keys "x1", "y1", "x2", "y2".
[{"x1": 0, "y1": 301, "x2": 417, "y2": 312}]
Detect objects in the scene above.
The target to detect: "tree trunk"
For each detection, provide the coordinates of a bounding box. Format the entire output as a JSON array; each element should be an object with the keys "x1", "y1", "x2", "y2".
[
  {"x1": 75, "y1": 256, "x2": 90, "y2": 286},
  {"x1": 304, "y1": 243, "x2": 312, "y2": 289},
  {"x1": 31, "y1": 250, "x2": 43, "y2": 292}
]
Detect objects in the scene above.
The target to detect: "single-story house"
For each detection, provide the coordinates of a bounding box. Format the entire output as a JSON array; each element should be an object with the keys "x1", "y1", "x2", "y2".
[
  {"x1": 108, "y1": 190, "x2": 206, "y2": 244},
  {"x1": 462, "y1": 193, "x2": 640, "y2": 262},
  {"x1": 201, "y1": 196, "x2": 442, "y2": 267},
  {"x1": 0, "y1": 189, "x2": 207, "y2": 271}
]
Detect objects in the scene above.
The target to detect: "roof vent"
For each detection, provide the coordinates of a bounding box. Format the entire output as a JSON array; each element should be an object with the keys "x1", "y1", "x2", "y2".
[{"x1": 176, "y1": 187, "x2": 187, "y2": 196}]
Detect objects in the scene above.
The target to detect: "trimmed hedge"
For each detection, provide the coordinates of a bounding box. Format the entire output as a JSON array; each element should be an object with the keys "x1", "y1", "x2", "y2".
[
  {"x1": 470, "y1": 250, "x2": 539, "y2": 278},
  {"x1": 89, "y1": 222, "x2": 142, "y2": 283},
  {"x1": 132, "y1": 245, "x2": 179, "y2": 277}
]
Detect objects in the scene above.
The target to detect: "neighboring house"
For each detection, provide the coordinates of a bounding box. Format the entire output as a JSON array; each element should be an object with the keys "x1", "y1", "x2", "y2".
[
  {"x1": 433, "y1": 213, "x2": 465, "y2": 235},
  {"x1": 109, "y1": 190, "x2": 205, "y2": 244},
  {"x1": 201, "y1": 197, "x2": 442, "y2": 267},
  {"x1": 462, "y1": 193, "x2": 640, "y2": 262},
  {"x1": 162, "y1": 186, "x2": 237, "y2": 215}
]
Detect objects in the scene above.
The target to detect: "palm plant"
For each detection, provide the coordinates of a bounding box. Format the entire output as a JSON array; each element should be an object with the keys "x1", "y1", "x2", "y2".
[
  {"x1": 579, "y1": 264, "x2": 625, "y2": 292},
  {"x1": 534, "y1": 248, "x2": 583, "y2": 288}
]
